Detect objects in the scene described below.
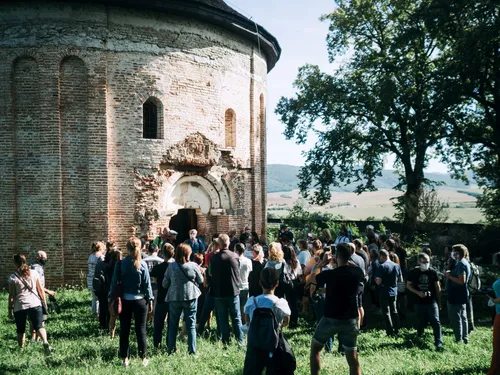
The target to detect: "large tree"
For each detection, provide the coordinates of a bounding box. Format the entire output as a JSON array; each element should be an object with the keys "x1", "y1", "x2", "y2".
[
  {"x1": 424, "y1": 0, "x2": 500, "y2": 224},
  {"x1": 276, "y1": 0, "x2": 459, "y2": 238}
]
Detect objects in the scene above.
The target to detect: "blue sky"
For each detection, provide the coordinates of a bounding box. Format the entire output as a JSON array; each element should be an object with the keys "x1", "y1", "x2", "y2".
[{"x1": 227, "y1": 0, "x2": 448, "y2": 174}]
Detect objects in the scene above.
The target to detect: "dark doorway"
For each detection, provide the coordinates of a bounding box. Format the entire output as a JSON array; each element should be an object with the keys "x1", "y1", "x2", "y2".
[{"x1": 169, "y1": 209, "x2": 197, "y2": 244}]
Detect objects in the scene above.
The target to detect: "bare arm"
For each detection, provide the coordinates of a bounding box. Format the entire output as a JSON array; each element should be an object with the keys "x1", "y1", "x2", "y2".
[
  {"x1": 35, "y1": 278, "x2": 46, "y2": 302},
  {"x1": 435, "y1": 281, "x2": 442, "y2": 308},
  {"x1": 8, "y1": 282, "x2": 16, "y2": 318}
]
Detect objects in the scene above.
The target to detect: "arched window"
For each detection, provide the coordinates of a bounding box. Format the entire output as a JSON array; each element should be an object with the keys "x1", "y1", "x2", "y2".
[
  {"x1": 225, "y1": 109, "x2": 236, "y2": 148},
  {"x1": 143, "y1": 97, "x2": 163, "y2": 139}
]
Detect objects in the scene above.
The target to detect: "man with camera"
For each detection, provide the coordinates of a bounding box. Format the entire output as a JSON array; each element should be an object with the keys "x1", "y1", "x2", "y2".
[{"x1": 407, "y1": 252, "x2": 443, "y2": 351}]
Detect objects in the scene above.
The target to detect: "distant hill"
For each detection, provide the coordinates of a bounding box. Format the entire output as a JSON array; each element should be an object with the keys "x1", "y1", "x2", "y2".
[{"x1": 267, "y1": 164, "x2": 476, "y2": 193}]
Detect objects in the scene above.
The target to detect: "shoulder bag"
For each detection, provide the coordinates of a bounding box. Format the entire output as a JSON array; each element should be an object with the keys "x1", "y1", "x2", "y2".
[
  {"x1": 177, "y1": 262, "x2": 201, "y2": 292},
  {"x1": 109, "y1": 261, "x2": 123, "y2": 316},
  {"x1": 14, "y1": 272, "x2": 48, "y2": 315}
]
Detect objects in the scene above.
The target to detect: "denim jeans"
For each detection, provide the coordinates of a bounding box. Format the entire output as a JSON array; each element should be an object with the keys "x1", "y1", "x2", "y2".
[
  {"x1": 415, "y1": 302, "x2": 442, "y2": 346},
  {"x1": 214, "y1": 296, "x2": 244, "y2": 345},
  {"x1": 168, "y1": 299, "x2": 197, "y2": 354},
  {"x1": 119, "y1": 298, "x2": 148, "y2": 359},
  {"x1": 153, "y1": 302, "x2": 169, "y2": 348},
  {"x1": 379, "y1": 294, "x2": 400, "y2": 336},
  {"x1": 198, "y1": 294, "x2": 221, "y2": 337},
  {"x1": 447, "y1": 302, "x2": 468, "y2": 342}
]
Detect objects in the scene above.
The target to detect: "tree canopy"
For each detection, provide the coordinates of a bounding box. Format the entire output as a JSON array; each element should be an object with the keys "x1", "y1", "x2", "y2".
[{"x1": 276, "y1": 0, "x2": 461, "y2": 237}]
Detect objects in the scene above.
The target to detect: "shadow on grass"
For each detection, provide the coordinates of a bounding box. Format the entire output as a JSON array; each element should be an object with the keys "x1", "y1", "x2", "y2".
[{"x1": 393, "y1": 366, "x2": 489, "y2": 375}]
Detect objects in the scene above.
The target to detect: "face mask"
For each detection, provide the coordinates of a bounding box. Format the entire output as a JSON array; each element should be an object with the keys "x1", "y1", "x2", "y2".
[
  {"x1": 39, "y1": 259, "x2": 46, "y2": 266},
  {"x1": 308, "y1": 244, "x2": 313, "y2": 250},
  {"x1": 190, "y1": 234, "x2": 196, "y2": 239},
  {"x1": 420, "y1": 263, "x2": 430, "y2": 271}
]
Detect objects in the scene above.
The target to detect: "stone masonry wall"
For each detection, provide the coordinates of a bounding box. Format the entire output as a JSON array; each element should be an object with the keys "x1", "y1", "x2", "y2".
[{"x1": 0, "y1": 2, "x2": 269, "y2": 286}]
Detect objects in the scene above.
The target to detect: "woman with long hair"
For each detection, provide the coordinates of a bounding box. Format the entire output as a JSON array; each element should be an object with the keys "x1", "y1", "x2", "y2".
[
  {"x1": 163, "y1": 243, "x2": 203, "y2": 355},
  {"x1": 248, "y1": 244, "x2": 266, "y2": 297},
  {"x1": 283, "y1": 245, "x2": 302, "y2": 327},
  {"x1": 264, "y1": 242, "x2": 287, "y2": 298},
  {"x1": 8, "y1": 254, "x2": 52, "y2": 353},
  {"x1": 109, "y1": 237, "x2": 153, "y2": 367},
  {"x1": 108, "y1": 249, "x2": 123, "y2": 339},
  {"x1": 88, "y1": 241, "x2": 105, "y2": 317}
]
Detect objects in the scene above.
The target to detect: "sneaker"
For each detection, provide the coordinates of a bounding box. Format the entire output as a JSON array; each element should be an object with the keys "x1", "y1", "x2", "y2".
[
  {"x1": 43, "y1": 342, "x2": 53, "y2": 355},
  {"x1": 464, "y1": 339, "x2": 469, "y2": 344},
  {"x1": 122, "y1": 359, "x2": 129, "y2": 368},
  {"x1": 142, "y1": 358, "x2": 149, "y2": 368},
  {"x1": 436, "y1": 344, "x2": 444, "y2": 352}
]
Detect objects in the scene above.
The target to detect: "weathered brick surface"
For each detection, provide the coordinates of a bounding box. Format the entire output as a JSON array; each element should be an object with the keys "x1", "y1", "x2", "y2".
[{"x1": 0, "y1": 2, "x2": 271, "y2": 286}]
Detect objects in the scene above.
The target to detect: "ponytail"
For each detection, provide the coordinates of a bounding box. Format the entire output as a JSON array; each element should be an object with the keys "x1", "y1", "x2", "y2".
[
  {"x1": 13, "y1": 254, "x2": 30, "y2": 277},
  {"x1": 126, "y1": 237, "x2": 142, "y2": 271}
]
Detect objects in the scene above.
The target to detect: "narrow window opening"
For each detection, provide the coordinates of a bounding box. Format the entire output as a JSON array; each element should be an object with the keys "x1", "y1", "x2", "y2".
[
  {"x1": 225, "y1": 109, "x2": 236, "y2": 148},
  {"x1": 143, "y1": 97, "x2": 163, "y2": 139}
]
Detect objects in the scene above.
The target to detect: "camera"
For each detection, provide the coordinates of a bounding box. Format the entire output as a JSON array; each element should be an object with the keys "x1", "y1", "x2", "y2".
[{"x1": 424, "y1": 291, "x2": 432, "y2": 298}]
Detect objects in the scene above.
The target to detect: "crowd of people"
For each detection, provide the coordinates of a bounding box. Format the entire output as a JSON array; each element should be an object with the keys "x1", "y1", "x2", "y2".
[{"x1": 6, "y1": 223, "x2": 500, "y2": 375}]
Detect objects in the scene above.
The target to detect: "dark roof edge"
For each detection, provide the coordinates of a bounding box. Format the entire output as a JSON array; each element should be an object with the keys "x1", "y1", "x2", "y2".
[{"x1": 55, "y1": 0, "x2": 281, "y2": 71}]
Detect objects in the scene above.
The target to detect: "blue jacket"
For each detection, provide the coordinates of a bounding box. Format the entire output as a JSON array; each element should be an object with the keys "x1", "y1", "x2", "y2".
[
  {"x1": 184, "y1": 238, "x2": 205, "y2": 254},
  {"x1": 109, "y1": 256, "x2": 153, "y2": 301}
]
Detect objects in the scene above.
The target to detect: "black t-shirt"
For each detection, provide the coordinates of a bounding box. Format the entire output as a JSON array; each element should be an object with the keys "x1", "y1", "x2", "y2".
[
  {"x1": 209, "y1": 249, "x2": 241, "y2": 298},
  {"x1": 407, "y1": 267, "x2": 439, "y2": 304},
  {"x1": 316, "y1": 266, "x2": 364, "y2": 320},
  {"x1": 150, "y1": 261, "x2": 170, "y2": 304}
]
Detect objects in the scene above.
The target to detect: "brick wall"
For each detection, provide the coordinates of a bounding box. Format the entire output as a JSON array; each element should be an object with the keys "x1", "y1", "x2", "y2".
[{"x1": 0, "y1": 2, "x2": 272, "y2": 286}]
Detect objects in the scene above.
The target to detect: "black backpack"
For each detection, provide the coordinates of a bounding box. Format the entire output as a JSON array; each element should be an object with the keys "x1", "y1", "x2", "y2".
[
  {"x1": 93, "y1": 267, "x2": 107, "y2": 296},
  {"x1": 247, "y1": 297, "x2": 280, "y2": 353}
]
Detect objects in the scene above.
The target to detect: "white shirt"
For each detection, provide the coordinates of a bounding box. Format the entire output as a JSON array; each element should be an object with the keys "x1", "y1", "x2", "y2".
[
  {"x1": 285, "y1": 262, "x2": 303, "y2": 280},
  {"x1": 244, "y1": 294, "x2": 291, "y2": 326},
  {"x1": 238, "y1": 256, "x2": 253, "y2": 290}
]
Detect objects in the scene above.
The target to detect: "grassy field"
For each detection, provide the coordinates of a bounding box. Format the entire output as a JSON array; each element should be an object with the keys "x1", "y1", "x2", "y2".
[
  {"x1": 268, "y1": 188, "x2": 485, "y2": 223},
  {"x1": 0, "y1": 289, "x2": 494, "y2": 375}
]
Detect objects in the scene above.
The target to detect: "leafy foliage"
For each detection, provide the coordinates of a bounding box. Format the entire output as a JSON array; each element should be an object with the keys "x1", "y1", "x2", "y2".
[
  {"x1": 275, "y1": 0, "x2": 464, "y2": 237},
  {"x1": 423, "y1": 0, "x2": 500, "y2": 224}
]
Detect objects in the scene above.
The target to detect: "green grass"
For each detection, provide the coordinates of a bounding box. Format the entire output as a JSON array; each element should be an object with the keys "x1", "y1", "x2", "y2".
[{"x1": 0, "y1": 289, "x2": 494, "y2": 374}]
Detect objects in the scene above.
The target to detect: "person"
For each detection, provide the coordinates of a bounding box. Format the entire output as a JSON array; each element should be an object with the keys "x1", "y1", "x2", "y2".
[
  {"x1": 209, "y1": 233, "x2": 244, "y2": 345},
  {"x1": 152, "y1": 228, "x2": 168, "y2": 249},
  {"x1": 94, "y1": 246, "x2": 115, "y2": 331},
  {"x1": 163, "y1": 243, "x2": 203, "y2": 355},
  {"x1": 151, "y1": 243, "x2": 174, "y2": 349},
  {"x1": 347, "y1": 243, "x2": 366, "y2": 330},
  {"x1": 243, "y1": 267, "x2": 292, "y2": 375},
  {"x1": 310, "y1": 243, "x2": 363, "y2": 375},
  {"x1": 30, "y1": 251, "x2": 57, "y2": 300},
  {"x1": 283, "y1": 245, "x2": 302, "y2": 328},
  {"x1": 368, "y1": 245, "x2": 381, "y2": 308},
  {"x1": 334, "y1": 223, "x2": 351, "y2": 245},
  {"x1": 375, "y1": 249, "x2": 402, "y2": 337},
  {"x1": 407, "y1": 253, "x2": 443, "y2": 351},
  {"x1": 444, "y1": 244, "x2": 471, "y2": 343},
  {"x1": 309, "y1": 250, "x2": 335, "y2": 353},
  {"x1": 235, "y1": 243, "x2": 253, "y2": 324},
  {"x1": 8, "y1": 254, "x2": 52, "y2": 353},
  {"x1": 108, "y1": 249, "x2": 123, "y2": 339},
  {"x1": 30, "y1": 250, "x2": 56, "y2": 338},
  {"x1": 88, "y1": 242, "x2": 105, "y2": 317},
  {"x1": 487, "y1": 252, "x2": 500, "y2": 375},
  {"x1": 280, "y1": 224, "x2": 294, "y2": 242},
  {"x1": 393, "y1": 237, "x2": 408, "y2": 272},
  {"x1": 264, "y1": 242, "x2": 287, "y2": 298},
  {"x1": 197, "y1": 239, "x2": 221, "y2": 335},
  {"x1": 248, "y1": 244, "x2": 267, "y2": 297},
  {"x1": 352, "y1": 239, "x2": 369, "y2": 274},
  {"x1": 184, "y1": 229, "x2": 205, "y2": 257},
  {"x1": 319, "y1": 228, "x2": 333, "y2": 247},
  {"x1": 109, "y1": 237, "x2": 153, "y2": 367},
  {"x1": 296, "y1": 240, "x2": 311, "y2": 316},
  {"x1": 304, "y1": 240, "x2": 323, "y2": 276},
  {"x1": 366, "y1": 225, "x2": 378, "y2": 246},
  {"x1": 229, "y1": 230, "x2": 240, "y2": 251},
  {"x1": 143, "y1": 243, "x2": 164, "y2": 320},
  {"x1": 240, "y1": 226, "x2": 252, "y2": 244}
]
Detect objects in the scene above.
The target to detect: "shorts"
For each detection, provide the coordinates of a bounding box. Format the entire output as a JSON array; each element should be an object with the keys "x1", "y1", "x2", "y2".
[
  {"x1": 357, "y1": 292, "x2": 364, "y2": 308},
  {"x1": 14, "y1": 306, "x2": 43, "y2": 334},
  {"x1": 313, "y1": 317, "x2": 359, "y2": 351}
]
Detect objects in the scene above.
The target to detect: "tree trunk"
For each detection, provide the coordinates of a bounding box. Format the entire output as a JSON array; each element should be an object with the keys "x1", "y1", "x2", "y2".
[{"x1": 401, "y1": 176, "x2": 424, "y2": 242}]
